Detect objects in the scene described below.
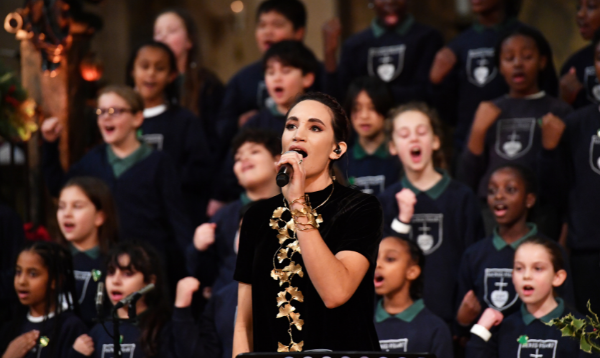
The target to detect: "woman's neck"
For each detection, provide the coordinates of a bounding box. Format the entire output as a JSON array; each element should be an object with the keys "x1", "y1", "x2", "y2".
[
  {"x1": 70, "y1": 231, "x2": 100, "y2": 252},
  {"x1": 359, "y1": 131, "x2": 385, "y2": 155},
  {"x1": 498, "y1": 216, "x2": 530, "y2": 245},
  {"x1": 526, "y1": 295, "x2": 558, "y2": 319},
  {"x1": 246, "y1": 180, "x2": 281, "y2": 201},
  {"x1": 144, "y1": 96, "x2": 166, "y2": 109},
  {"x1": 509, "y1": 86, "x2": 541, "y2": 99},
  {"x1": 305, "y1": 169, "x2": 334, "y2": 193},
  {"x1": 29, "y1": 302, "x2": 55, "y2": 318},
  {"x1": 404, "y1": 163, "x2": 442, "y2": 191},
  {"x1": 110, "y1": 134, "x2": 141, "y2": 159},
  {"x1": 383, "y1": 287, "x2": 414, "y2": 315},
  {"x1": 117, "y1": 300, "x2": 148, "y2": 319},
  {"x1": 177, "y1": 53, "x2": 188, "y2": 75},
  {"x1": 476, "y1": 7, "x2": 506, "y2": 27}
]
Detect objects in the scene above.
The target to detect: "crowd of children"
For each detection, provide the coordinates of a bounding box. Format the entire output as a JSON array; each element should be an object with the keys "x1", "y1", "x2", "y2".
[{"x1": 2, "y1": 0, "x2": 600, "y2": 357}]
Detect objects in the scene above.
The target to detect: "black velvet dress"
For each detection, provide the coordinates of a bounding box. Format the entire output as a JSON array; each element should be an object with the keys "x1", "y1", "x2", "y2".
[{"x1": 234, "y1": 182, "x2": 382, "y2": 352}]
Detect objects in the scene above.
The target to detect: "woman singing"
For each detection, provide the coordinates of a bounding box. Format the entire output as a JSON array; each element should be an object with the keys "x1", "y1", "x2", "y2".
[{"x1": 233, "y1": 92, "x2": 382, "y2": 354}]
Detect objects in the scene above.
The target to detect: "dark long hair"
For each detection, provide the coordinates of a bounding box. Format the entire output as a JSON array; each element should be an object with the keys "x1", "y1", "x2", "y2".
[
  {"x1": 58, "y1": 177, "x2": 119, "y2": 254},
  {"x1": 343, "y1": 76, "x2": 394, "y2": 119},
  {"x1": 155, "y1": 8, "x2": 208, "y2": 116},
  {"x1": 125, "y1": 40, "x2": 179, "y2": 106},
  {"x1": 0, "y1": 242, "x2": 79, "y2": 356},
  {"x1": 106, "y1": 242, "x2": 170, "y2": 357}
]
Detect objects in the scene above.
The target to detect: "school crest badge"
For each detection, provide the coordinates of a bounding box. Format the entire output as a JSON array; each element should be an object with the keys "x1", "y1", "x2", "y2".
[
  {"x1": 483, "y1": 268, "x2": 518, "y2": 310},
  {"x1": 466, "y1": 48, "x2": 497, "y2": 87},
  {"x1": 517, "y1": 339, "x2": 557, "y2": 358},
  {"x1": 589, "y1": 135, "x2": 600, "y2": 175},
  {"x1": 351, "y1": 175, "x2": 386, "y2": 195},
  {"x1": 141, "y1": 133, "x2": 164, "y2": 151},
  {"x1": 368, "y1": 45, "x2": 406, "y2": 82},
  {"x1": 379, "y1": 338, "x2": 408, "y2": 352},
  {"x1": 409, "y1": 214, "x2": 443, "y2": 255},
  {"x1": 495, "y1": 118, "x2": 536, "y2": 160},
  {"x1": 101, "y1": 343, "x2": 136, "y2": 358},
  {"x1": 583, "y1": 66, "x2": 600, "y2": 103},
  {"x1": 74, "y1": 270, "x2": 92, "y2": 304}
]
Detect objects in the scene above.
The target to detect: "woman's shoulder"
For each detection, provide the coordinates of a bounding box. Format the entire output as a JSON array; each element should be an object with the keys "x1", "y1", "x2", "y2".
[
  {"x1": 243, "y1": 194, "x2": 284, "y2": 221},
  {"x1": 337, "y1": 183, "x2": 381, "y2": 208}
]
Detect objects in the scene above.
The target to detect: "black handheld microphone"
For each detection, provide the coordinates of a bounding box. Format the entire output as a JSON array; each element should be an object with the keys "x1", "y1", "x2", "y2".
[
  {"x1": 276, "y1": 150, "x2": 303, "y2": 187},
  {"x1": 113, "y1": 283, "x2": 155, "y2": 310},
  {"x1": 95, "y1": 282, "x2": 104, "y2": 317}
]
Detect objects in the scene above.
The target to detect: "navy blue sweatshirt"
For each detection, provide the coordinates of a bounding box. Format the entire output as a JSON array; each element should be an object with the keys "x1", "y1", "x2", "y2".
[
  {"x1": 71, "y1": 307, "x2": 220, "y2": 358},
  {"x1": 560, "y1": 44, "x2": 598, "y2": 110},
  {"x1": 337, "y1": 142, "x2": 402, "y2": 196},
  {"x1": 140, "y1": 105, "x2": 213, "y2": 225},
  {"x1": 466, "y1": 299, "x2": 590, "y2": 358},
  {"x1": 458, "y1": 93, "x2": 572, "y2": 199},
  {"x1": 41, "y1": 142, "x2": 193, "y2": 258},
  {"x1": 375, "y1": 299, "x2": 453, "y2": 357},
  {"x1": 189, "y1": 198, "x2": 245, "y2": 292},
  {"x1": 71, "y1": 246, "x2": 105, "y2": 328},
  {"x1": 0, "y1": 311, "x2": 87, "y2": 358},
  {"x1": 0, "y1": 202, "x2": 24, "y2": 323},
  {"x1": 457, "y1": 226, "x2": 576, "y2": 322},
  {"x1": 193, "y1": 68, "x2": 226, "y2": 152},
  {"x1": 378, "y1": 172, "x2": 485, "y2": 323},
  {"x1": 336, "y1": 16, "x2": 443, "y2": 104},
  {"x1": 544, "y1": 104, "x2": 600, "y2": 250},
  {"x1": 204, "y1": 282, "x2": 238, "y2": 358},
  {"x1": 440, "y1": 20, "x2": 559, "y2": 152}
]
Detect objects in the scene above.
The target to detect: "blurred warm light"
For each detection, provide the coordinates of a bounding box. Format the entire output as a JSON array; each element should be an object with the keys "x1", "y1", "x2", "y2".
[
  {"x1": 231, "y1": 1, "x2": 244, "y2": 13},
  {"x1": 80, "y1": 53, "x2": 103, "y2": 82},
  {"x1": 4, "y1": 12, "x2": 23, "y2": 33}
]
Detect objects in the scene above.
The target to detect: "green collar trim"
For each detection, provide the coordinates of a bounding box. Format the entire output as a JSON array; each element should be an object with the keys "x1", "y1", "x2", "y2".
[
  {"x1": 401, "y1": 170, "x2": 450, "y2": 200},
  {"x1": 521, "y1": 298, "x2": 564, "y2": 326},
  {"x1": 69, "y1": 244, "x2": 101, "y2": 260},
  {"x1": 268, "y1": 101, "x2": 285, "y2": 117},
  {"x1": 375, "y1": 299, "x2": 425, "y2": 323},
  {"x1": 371, "y1": 14, "x2": 415, "y2": 38},
  {"x1": 493, "y1": 224, "x2": 538, "y2": 251},
  {"x1": 240, "y1": 192, "x2": 253, "y2": 206},
  {"x1": 106, "y1": 143, "x2": 152, "y2": 178},
  {"x1": 473, "y1": 16, "x2": 518, "y2": 33},
  {"x1": 353, "y1": 141, "x2": 389, "y2": 160}
]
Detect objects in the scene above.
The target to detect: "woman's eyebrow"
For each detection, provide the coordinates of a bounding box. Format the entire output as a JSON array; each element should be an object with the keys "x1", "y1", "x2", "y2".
[{"x1": 308, "y1": 118, "x2": 325, "y2": 126}]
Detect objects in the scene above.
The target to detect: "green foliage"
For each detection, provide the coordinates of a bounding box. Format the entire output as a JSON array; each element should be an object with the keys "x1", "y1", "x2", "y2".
[
  {"x1": 0, "y1": 61, "x2": 37, "y2": 142},
  {"x1": 547, "y1": 301, "x2": 600, "y2": 354}
]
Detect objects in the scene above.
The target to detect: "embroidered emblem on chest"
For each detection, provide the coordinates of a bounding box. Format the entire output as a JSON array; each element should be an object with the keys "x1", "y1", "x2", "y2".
[
  {"x1": 100, "y1": 343, "x2": 136, "y2": 358},
  {"x1": 379, "y1": 338, "x2": 408, "y2": 352},
  {"x1": 368, "y1": 45, "x2": 406, "y2": 82},
  {"x1": 495, "y1": 118, "x2": 536, "y2": 159},
  {"x1": 74, "y1": 270, "x2": 93, "y2": 304},
  {"x1": 351, "y1": 175, "x2": 386, "y2": 195},
  {"x1": 517, "y1": 339, "x2": 558, "y2": 358},
  {"x1": 141, "y1": 133, "x2": 164, "y2": 151},
  {"x1": 589, "y1": 135, "x2": 600, "y2": 175},
  {"x1": 466, "y1": 48, "x2": 497, "y2": 87},
  {"x1": 409, "y1": 214, "x2": 443, "y2": 255},
  {"x1": 483, "y1": 268, "x2": 519, "y2": 310},
  {"x1": 583, "y1": 66, "x2": 600, "y2": 103}
]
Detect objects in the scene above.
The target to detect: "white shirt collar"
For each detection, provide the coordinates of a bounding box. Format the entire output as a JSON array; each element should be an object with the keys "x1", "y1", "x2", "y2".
[{"x1": 143, "y1": 104, "x2": 167, "y2": 118}]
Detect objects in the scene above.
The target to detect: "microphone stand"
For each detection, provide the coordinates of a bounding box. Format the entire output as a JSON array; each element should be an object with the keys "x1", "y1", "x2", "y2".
[{"x1": 108, "y1": 296, "x2": 143, "y2": 358}]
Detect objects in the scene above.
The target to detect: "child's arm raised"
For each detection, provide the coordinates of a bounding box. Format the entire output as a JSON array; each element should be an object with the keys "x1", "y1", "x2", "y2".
[
  {"x1": 467, "y1": 102, "x2": 502, "y2": 155},
  {"x1": 429, "y1": 47, "x2": 457, "y2": 84},
  {"x1": 559, "y1": 67, "x2": 583, "y2": 105},
  {"x1": 464, "y1": 308, "x2": 503, "y2": 358},
  {"x1": 391, "y1": 188, "x2": 416, "y2": 236},
  {"x1": 40, "y1": 117, "x2": 68, "y2": 197},
  {"x1": 457, "y1": 290, "x2": 482, "y2": 326}
]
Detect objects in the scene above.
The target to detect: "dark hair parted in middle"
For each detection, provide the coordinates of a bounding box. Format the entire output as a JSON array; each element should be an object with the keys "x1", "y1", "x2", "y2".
[
  {"x1": 232, "y1": 128, "x2": 282, "y2": 158},
  {"x1": 256, "y1": 0, "x2": 307, "y2": 30},
  {"x1": 344, "y1": 76, "x2": 394, "y2": 119},
  {"x1": 125, "y1": 40, "x2": 179, "y2": 105},
  {"x1": 262, "y1": 40, "x2": 319, "y2": 76}
]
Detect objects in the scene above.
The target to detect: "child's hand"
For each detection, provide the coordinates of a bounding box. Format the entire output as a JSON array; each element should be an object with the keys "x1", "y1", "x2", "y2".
[
  {"x1": 457, "y1": 290, "x2": 482, "y2": 326},
  {"x1": 206, "y1": 199, "x2": 225, "y2": 218},
  {"x1": 471, "y1": 102, "x2": 501, "y2": 134},
  {"x1": 175, "y1": 277, "x2": 200, "y2": 308},
  {"x1": 2, "y1": 330, "x2": 39, "y2": 358},
  {"x1": 540, "y1": 113, "x2": 566, "y2": 150},
  {"x1": 477, "y1": 308, "x2": 504, "y2": 330},
  {"x1": 559, "y1": 67, "x2": 583, "y2": 105},
  {"x1": 396, "y1": 188, "x2": 417, "y2": 223},
  {"x1": 40, "y1": 117, "x2": 63, "y2": 143},
  {"x1": 429, "y1": 47, "x2": 457, "y2": 84},
  {"x1": 193, "y1": 223, "x2": 217, "y2": 252},
  {"x1": 238, "y1": 110, "x2": 259, "y2": 128},
  {"x1": 72, "y1": 334, "x2": 94, "y2": 356}
]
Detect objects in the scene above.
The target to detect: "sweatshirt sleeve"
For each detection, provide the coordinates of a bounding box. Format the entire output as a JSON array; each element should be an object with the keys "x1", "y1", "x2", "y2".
[
  {"x1": 57, "y1": 315, "x2": 88, "y2": 358},
  {"x1": 457, "y1": 148, "x2": 487, "y2": 195},
  {"x1": 465, "y1": 328, "x2": 499, "y2": 358},
  {"x1": 41, "y1": 140, "x2": 68, "y2": 197},
  {"x1": 460, "y1": 188, "x2": 485, "y2": 248},
  {"x1": 182, "y1": 114, "x2": 214, "y2": 195},
  {"x1": 455, "y1": 249, "x2": 475, "y2": 317},
  {"x1": 171, "y1": 306, "x2": 221, "y2": 358},
  {"x1": 432, "y1": 321, "x2": 455, "y2": 358}
]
